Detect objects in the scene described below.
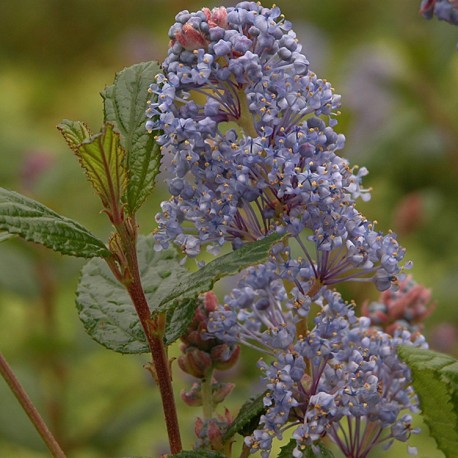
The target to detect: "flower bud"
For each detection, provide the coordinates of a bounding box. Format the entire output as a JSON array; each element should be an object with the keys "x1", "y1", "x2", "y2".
[
  {"x1": 211, "y1": 343, "x2": 241, "y2": 370},
  {"x1": 179, "y1": 291, "x2": 241, "y2": 378},
  {"x1": 181, "y1": 382, "x2": 203, "y2": 407},
  {"x1": 174, "y1": 23, "x2": 208, "y2": 51},
  {"x1": 194, "y1": 409, "x2": 232, "y2": 452},
  {"x1": 212, "y1": 381, "x2": 235, "y2": 404},
  {"x1": 202, "y1": 7, "x2": 228, "y2": 28},
  {"x1": 178, "y1": 348, "x2": 213, "y2": 378},
  {"x1": 363, "y1": 276, "x2": 435, "y2": 334}
]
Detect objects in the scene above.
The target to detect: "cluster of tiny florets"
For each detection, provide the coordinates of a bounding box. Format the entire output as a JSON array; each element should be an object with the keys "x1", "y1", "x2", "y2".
[
  {"x1": 148, "y1": 1, "x2": 407, "y2": 291},
  {"x1": 147, "y1": 2, "x2": 431, "y2": 457},
  {"x1": 208, "y1": 263, "x2": 425, "y2": 457}
]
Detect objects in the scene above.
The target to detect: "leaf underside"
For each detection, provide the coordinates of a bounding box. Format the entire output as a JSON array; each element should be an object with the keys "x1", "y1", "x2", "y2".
[{"x1": 76, "y1": 235, "x2": 187, "y2": 353}]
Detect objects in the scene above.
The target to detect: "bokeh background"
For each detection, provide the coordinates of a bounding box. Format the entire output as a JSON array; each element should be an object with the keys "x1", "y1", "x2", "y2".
[{"x1": 0, "y1": 1, "x2": 457, "y2": 457}]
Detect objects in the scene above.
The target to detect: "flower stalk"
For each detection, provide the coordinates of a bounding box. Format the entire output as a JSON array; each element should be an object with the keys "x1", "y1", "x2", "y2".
[{"x1": 109, "y1": 216, "x2": 182, "y2": 454}]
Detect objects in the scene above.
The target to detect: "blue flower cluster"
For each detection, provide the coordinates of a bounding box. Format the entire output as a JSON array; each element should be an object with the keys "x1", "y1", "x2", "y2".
[
  {"x1": 148, "y1": 2, "x2": 425, "y2": 456},
  {"x1": 208, "y1": 263, "x2": 425, "y2": 457},
  {"x1": 147, "y1": 1, "x2": 407, "y2": 291}
]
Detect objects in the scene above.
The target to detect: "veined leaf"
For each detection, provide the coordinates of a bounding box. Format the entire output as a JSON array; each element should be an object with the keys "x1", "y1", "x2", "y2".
[
  {"x1": 161, "y1": 232, "x2": 285, "y2": 344},
  {"x1": 57, "y1": 119, "x2": 92, "y2": 151},
  {"x1": 398, "y1": 345, "x2": 458, "y2": 457},
  {"x1": 58, "y1": 121, "x2": 127, "y2": 214},
  {"x1": 77, "y1": 233, "x2": 285, "y2": 351},
  {"x1": 102, "y1": 61, "x2": 162, "y2": 213},
  {"x1": 0, "y1": 187, "x2": 110, "y2": 258},
  {"x1": 76, "y1": 235, "x2": 187, "y2": 354}
]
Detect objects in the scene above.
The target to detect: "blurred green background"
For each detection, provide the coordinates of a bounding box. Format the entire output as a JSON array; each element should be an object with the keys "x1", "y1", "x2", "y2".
[{"x1": 0, "y1": 1, "x2": 457, "y2": 457}]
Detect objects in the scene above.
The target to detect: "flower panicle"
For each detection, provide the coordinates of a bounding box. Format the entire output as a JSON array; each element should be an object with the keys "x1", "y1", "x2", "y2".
[{"x1": 148, "y1": 3, "x2": 431, "y2": 457}]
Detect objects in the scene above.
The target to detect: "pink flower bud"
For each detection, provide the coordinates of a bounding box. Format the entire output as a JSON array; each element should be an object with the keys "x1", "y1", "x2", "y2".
[
  {"x1": 207, "y1": 419, "x2": 224, "y2": 450},
  {"x1": 212, "y1": 382, "x2": 235, "y2": 404},
  {"x1": 202, "y1": 7, "x2": 228, "y2": 29},
  {"x1": 174, "y1": 23, "x2": 208, "y2": 51},
  {"x1": 178, "y1": 348, "x2": 213, "y2": 378},
  {"x1": 181, "y1": 382, "x2": 203, "y2": 407},
  {"x1": 204, "y1": 290, "x2": 218, "y2": 312},
  {"x1": 194, "y1": 410, "x2": 232, "y2": 452},
  {"x1": 363, "y1": 276, "x2": 435, "y2": 335},
  {"x1": 211, "y1": 343, "x2": 240, "y2": 370}
]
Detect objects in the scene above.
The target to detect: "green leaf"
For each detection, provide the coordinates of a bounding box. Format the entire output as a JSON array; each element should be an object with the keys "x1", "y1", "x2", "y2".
[
  {"x1": 398, "y1": 345, "x2": 458, "y2": 457},
  {"x1": 169, "y1": 451, "x2": 225, "y2": 458},
  {"x1": 164, "y1": 297, "x2": 199, "y2": 345},
  {"x1": 277, "y1": 441, "x2": 335, "y2": 458},
  {"x1": 58, "y1": 121, "x2": 127, "y2": 213},
  {"x1": 223, "y1": 392, "x2": 266, "y2": 442},
  {"x1": 277, "y1": 440, "x2": 297, "y2": 458},
  {"x1": 57, "y1": 119, "x2": 92, "y2": 151},
  {"x1": 162, "y1": 232, "x2": 285, "y2": 344},
  {"x1": 102, "y1": 61, "x2": 162, "y2": 213},
  {"x1": 76, "y1": 235, "x2": 187, "y2": 353},
  {"x1": 0, "y1": 187, "x2": 110, "y2": 258}
]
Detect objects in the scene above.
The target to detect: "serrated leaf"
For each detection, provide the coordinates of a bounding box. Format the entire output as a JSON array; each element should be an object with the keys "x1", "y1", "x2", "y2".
[
  {"x1": 0, "y1": 187, "x2": 110, "y2": 258},
  {"x1": 398, "y1": 345, "x2": 458, "y2": 457},
  {"x1": 58, "y1": 121, "x2": 127, "y2": 213},
  {"x1": 57, "y1": 119, "x2": 92, "y2": 151},
  {"x1": 223, "y1": 392, "x2": 266, "y2": 442},
  {"x1": 169, "y1": 451, "x2": 225, "y2": 458},
  {"x1": 76, "y1": 235, "x2": 187, "y2": 353},
  {"x1": 102, "y1": 61, "x2": 162, "y2": 213}
]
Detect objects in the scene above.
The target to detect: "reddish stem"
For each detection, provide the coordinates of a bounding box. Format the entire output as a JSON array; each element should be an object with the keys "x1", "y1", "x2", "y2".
[
  {"x1": 126, "y1": 280, "x2": 182, "y2": 454},
  {"x1": 113, "y1": 218, "x2": 182, "y2": 454},
  {"x1": 0, "y1": 352, "x2": 66, "y2": 458}
]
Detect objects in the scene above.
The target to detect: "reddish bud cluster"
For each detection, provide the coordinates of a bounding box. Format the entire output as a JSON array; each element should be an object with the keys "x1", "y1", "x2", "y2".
[
  {"x1": 178, "y1": 291, "x2": 240, "y2": 379},
  {"x1": 181, "y1": 380, "x2": 235, "y2": 407},
  {"x1": 172, "y1": 7, "x2": 228, "y2": 50},
  {"x1": 362, "y1": 276, "x2": 435, "y2": 334},
  {"x1": 194, "y1": 409, "x2": 232, "y2": 452}
]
